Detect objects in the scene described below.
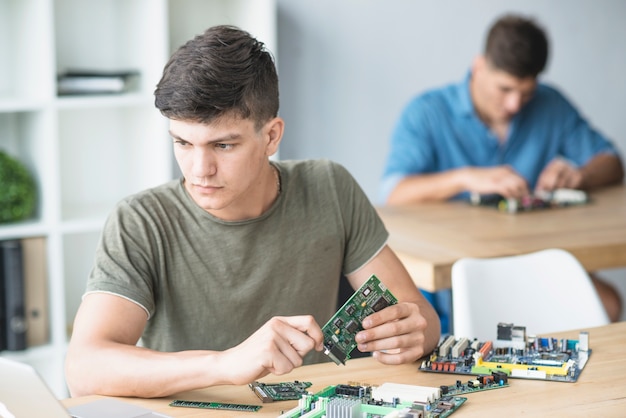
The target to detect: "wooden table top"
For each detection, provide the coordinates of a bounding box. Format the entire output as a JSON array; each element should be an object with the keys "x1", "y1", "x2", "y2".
[
  {"x1": 376, "y1": 184, "x2": 626, "y2": 291},
  {"x1": 63, "y1": 321, "x2": 626, "y2": 417}
]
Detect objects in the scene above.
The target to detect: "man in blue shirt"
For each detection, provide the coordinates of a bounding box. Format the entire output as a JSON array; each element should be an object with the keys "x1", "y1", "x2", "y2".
[{"x1": 381, "y1": 14, "x2": 624, "y2": 331}]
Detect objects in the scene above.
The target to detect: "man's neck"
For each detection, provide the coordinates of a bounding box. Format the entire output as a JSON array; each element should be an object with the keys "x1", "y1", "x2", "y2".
[
  {"x1": 490, "y1": 122, "x2": 509, "y2": 142},
  {"x1": 469, "y1": 78, "x2": 509, "y2": 142}
]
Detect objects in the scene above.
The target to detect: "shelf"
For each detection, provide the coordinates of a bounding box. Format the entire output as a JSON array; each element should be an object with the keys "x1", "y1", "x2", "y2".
[
  {"x1": 0, "y1": 98, "x2": 51, "y2": 112},
  {"x1": 1, "y1": 0, "x2": 276, "y2": 400},
  {"x1": 55, "y1": 93, "x2": 154, "y2": 110},
  {"x1": 54, "y1": 0, "x2": 167, "y2": 97},
  {"x1": 0, "y1": 221, "x2": 51, "y2": 241}
]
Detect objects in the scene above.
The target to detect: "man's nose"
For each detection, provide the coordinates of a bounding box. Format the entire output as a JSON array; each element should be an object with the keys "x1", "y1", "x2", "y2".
[
  {"x1": 504, "y1": 93, "x2": 523, "y2": 114},
  {"x1": 192, "y1": 149, "x2": 217, "y2": 177}
]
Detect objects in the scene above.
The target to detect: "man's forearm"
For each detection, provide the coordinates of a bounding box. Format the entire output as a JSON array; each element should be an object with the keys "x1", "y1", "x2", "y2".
[
  {"x1": 66, "y1": 343, "x2": 222, "y2": 398},
  {"x1": 580, "y1": 153, "x2": 624, "y2": 189},
  {"x1": 386, "y1": 171, "x2": 467, "y2": 204}
]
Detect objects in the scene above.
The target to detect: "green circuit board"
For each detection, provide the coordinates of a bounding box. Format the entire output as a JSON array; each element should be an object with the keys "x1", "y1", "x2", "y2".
[
  {"x1": 277, "y1": 383, "x2": 466, "y2": 418},
  {"x1": 169, "y1": 399, "x2": 261, "y2": 412},
  {"x1": 439, "y1": 371, "x2": 509, "y2": 396},
  {"x1": 248, "y1": 381, "x2": 312, "y2": 402},
  {"x1": 322, "y1": 274, "x2": 398, "y2": 365}
]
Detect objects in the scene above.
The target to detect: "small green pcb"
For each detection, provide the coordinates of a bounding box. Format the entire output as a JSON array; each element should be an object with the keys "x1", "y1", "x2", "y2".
[
  {"x1": 169, "y1": 399, "x2": 261, "y2": 412},
  {"x1": 322, "y1": 274, "x2": 398, "y2": 365},
  {"x1": 249, "y1": 381, "x2": 312, "y2": 402},
  {"x1": 440, "y1": 371, "x2": 509, "y2": 396}
]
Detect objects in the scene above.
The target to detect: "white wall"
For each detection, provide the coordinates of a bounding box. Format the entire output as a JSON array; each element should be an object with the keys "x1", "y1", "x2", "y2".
[{"x1": 276, "y1": 0, "x2": 626, "y2": 319}]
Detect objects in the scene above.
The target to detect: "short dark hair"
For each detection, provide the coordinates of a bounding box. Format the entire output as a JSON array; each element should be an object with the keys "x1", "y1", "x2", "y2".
[
  {"x1": 154, "y1": 25, "x2": 279, "y2": 129},
  {"x1": 484, "y1": 14, "x2": 549, "y2": 78}
]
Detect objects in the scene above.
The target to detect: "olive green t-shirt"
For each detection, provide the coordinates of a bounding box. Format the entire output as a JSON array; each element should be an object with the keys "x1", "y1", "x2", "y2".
[{"x1": 85, "y1": 159, "x2": 388, "y2": 364}]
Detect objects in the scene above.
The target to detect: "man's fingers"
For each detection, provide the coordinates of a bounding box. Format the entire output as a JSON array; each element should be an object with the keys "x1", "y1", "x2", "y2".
[{"x1": 275, "y1": 315, "x2": 324, "y2": 351}]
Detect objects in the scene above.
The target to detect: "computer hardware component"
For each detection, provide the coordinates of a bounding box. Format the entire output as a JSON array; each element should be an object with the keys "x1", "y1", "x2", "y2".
[
  {"x1": 277, "y1": 382, "x2": 466, "y2": 418},
  {"x1": 169, "y1": 400, "x2": 261, "y2": 412},
  {"x1": 438, "y1": 372, "x2": 509, "y2": 396},
  {"x1": 249, "y1": 380, "x2": 313, "y2": 403},
  {"x1": 322, "y1": 274, "x2": 398, "y2": 365},
  {"x1": 469, "y1": 188, "x2": 588, "y2": 213},
  {"x1": 420, "y1": 323, "x2": 591, "y2": 382}
]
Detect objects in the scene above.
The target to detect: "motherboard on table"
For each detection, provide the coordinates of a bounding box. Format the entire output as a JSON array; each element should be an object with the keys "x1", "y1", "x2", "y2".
[
  {"x1": 420, "y1": 323, "x2": 591, "y2": 382},
  {"x1": 322, "y1": 274, "x2": 398, "y2": 365},
  {"x1": 469, "y1": 188, "x2": 588, "y2": 213},
  {"x1": 277, "y1": 382, "x2": 467, "y2": 418}
]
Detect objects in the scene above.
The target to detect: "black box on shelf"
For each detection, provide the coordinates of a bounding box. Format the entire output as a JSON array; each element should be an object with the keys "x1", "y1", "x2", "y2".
[{"x1": 57, "y1": 69, "x2": 140, "y2": 95}]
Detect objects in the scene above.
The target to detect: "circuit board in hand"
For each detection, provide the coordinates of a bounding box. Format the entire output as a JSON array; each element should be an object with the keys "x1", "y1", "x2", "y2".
[
  {"x1": 249, "y1": 381, "x2": 312, "y2": 402},
  {"x1": 322, "y1": 274, "x2": 398, "y2": 365},
  {"x1": 278, "y1": 382, "x2": 466, "y2": 418},
  {"x1": 420, "y1": 323, "x2": 591, "y2": 382}
]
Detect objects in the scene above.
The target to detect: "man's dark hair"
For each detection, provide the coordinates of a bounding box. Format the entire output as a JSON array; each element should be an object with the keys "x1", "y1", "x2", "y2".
[
  {"x1": 155, "y1": 25, "x2": 279, "y2": 129},
  {"x1": 484, "y1": 14, "x2": 549, "y2": 78}
]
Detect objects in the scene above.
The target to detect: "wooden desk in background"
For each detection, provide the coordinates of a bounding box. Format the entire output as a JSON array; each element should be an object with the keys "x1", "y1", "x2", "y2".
[
  {"x1": 376, "y1": 184, "x2": 626, "y2": 292},
  {"x1": 63, "y1": 322, "x2": 626, "y2": 417}
]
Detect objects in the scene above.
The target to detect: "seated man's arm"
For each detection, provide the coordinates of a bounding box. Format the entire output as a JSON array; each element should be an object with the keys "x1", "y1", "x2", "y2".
[
  {"x1": 346, "y1": 245, "x2": 441, "y2": 364},
  {"x1": 581, "y1": 153, "x2": 624, "y2": 188},
  {"x1": 66, "y1": 293, "x2": 323, "y2": 398},
  {"x1": 386, "y1": 165, "x2": 530, "y2": 204},
  {"x1": 536, "y1": 153, "x2": 624, "y2": 192}
]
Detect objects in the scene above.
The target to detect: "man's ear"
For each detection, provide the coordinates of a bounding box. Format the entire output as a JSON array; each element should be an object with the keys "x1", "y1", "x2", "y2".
[
  {"x1": 473, "y1": 55, "x2": 486, "y2": 73},
  {"x1": 264, "y1": 117, "x2": 284, "y2": 157}
]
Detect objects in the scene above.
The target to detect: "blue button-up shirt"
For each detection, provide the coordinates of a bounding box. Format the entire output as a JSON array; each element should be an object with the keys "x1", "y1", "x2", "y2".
[{"x1": 380, "y1": 72, "x2": 620, "y2": 202}]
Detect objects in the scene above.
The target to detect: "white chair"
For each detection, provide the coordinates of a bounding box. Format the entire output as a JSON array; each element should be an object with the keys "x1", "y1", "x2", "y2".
[{"x1": 451, "y1": 248, "x2": 609, "y2": 341}]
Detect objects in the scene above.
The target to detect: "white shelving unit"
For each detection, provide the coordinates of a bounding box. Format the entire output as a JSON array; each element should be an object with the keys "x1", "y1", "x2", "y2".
[{"x1": 0, "y1": 0, "x2": 276, "y2": 398}]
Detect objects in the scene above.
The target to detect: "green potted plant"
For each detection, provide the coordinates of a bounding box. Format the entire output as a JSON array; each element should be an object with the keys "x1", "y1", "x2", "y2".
[{"x1": 0, "y1": 150, "x2": 37, "y2": 223}]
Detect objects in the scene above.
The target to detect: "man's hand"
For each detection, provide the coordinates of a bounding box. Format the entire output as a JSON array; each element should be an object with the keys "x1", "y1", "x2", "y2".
[
  {"x1": 535, "y1": 158, "x2": 583, "y2": 192},
  {"x1": 464, "y1": 165, "x2": 530, "y2": 198},
  {"x1": 219, "y1": 315, "x2": 324, "y2": 385},
  {"x1": 354, "y1": 302, "x2": 428, "y2": 365}
]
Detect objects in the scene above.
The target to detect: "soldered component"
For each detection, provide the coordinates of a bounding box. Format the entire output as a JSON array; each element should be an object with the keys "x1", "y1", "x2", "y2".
[
  {"x1": 438, "y1": 335, "x2": 456, "y2": 357},
  {"x1": 451, "y1": 337, "x2": 469, "y2": 358}
]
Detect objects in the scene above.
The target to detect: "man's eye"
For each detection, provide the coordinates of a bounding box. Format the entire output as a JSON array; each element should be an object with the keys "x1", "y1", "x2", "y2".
[{"x1": 216, "y1": 143, "x2": 234, "y2": 150}]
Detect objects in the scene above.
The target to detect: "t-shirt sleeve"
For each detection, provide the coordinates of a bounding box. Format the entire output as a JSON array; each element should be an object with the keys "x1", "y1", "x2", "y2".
[
  {"x1": 330, "y1": 162, "x2": 389, "y2": 275},
  {"x1": 85, "y1": 199, "x2": 159, "y2": 317},
  {"x1": 550, "y1": 88, "x2": 621, "y2": 165}
]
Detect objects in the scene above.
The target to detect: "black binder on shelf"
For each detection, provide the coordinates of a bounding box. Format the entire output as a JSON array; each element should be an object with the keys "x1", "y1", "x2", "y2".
[{"x1": 0, "y1": 239, "x2": 27, "y2": 351}]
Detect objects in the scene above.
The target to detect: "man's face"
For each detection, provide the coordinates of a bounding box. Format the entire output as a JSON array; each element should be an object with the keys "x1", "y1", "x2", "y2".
[
  {"x1": 472, "y1": 56, "x2": 537, "y2": 125},
  {"x1": 169, "y1": 115, "x2": 281, "y2": 221}
]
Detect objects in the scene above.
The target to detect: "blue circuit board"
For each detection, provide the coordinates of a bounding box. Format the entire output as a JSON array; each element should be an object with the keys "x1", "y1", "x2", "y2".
[{"x1": 420, "y1": 323, "x2": 591, "y2": 382}]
